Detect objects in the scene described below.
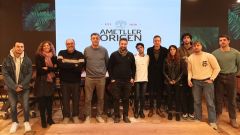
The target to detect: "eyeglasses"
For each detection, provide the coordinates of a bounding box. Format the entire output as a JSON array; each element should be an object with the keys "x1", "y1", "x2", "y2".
[{"x1": 66, "y1": 42, "x2": 74, "y2": 45}]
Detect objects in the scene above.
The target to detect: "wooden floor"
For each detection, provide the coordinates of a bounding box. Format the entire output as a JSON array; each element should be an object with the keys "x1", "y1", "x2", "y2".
[{"x1": 0, "y1": 100, "x2": 240, "y2": 135}]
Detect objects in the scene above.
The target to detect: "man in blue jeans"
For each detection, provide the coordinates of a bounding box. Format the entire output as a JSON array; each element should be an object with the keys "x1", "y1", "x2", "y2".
[
  {"x1": 2, "y1": 42, "x2": 32, "y2": 133},
  {"x1": 188, "y1": 41, "x2": 220, "y2": 130}
]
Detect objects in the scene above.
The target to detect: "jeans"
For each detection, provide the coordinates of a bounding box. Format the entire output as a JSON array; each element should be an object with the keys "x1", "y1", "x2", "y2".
[
  {"x1": 134, "y1": 82, "x2": 147, "y2": 112},
  {"x1": 61, "y1": 82, "x2": 80, "y2": 117},
  {"x1": 112, "y1": 80, "x2": 132, "y2": 117},
  {"x1": 84, "y1": 77, "x2": 105, "y2": 116},
  {"x1": 192, "y1": 80, "x2": 216, "y2": 123},
  {"x1": 214, "y1": 73, "x2": 237, "y2": 119},
  {"x1": 7, "y1": 89, "x2": 30, "y2": 123}
]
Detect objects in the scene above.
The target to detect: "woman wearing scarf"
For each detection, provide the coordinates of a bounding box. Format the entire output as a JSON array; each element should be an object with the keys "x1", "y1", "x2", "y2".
[{"x1": 34, "y1": 41, "x2": 57, "y2": 128}]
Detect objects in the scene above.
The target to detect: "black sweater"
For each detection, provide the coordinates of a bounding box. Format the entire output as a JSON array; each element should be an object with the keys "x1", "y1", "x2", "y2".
[
  {"x1": 108, "y1": 51, "x2": 136, "y2": 81},
  {"x1": 58, "y1": 50, "x2": 85, "y2": 83}
]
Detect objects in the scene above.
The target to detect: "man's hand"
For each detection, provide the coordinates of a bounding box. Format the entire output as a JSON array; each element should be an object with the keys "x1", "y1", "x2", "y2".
[
  {"x1": 42, "y1": 67, "x2": 48, "y2": 70},
  {"x1": 16, "y1": 85, "x2": 23, "y2": 92},
  {"x1": 188, "y1": 80, "x2": 193, "y2": 87},
  {"x1": 205, "y1": 79, "x2": 213, "y2": 84}
]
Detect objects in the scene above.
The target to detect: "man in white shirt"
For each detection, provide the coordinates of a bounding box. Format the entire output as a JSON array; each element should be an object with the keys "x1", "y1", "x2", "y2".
[
  {"x1": 134, "y1": 43, "x2": 149, "y2": 118},
  {"x1": 188, "y1": 41, "x2": 220, "y2": 130}
]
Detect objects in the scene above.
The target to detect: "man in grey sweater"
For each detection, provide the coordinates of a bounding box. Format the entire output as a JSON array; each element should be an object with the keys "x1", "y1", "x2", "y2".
[
  {"x1": 84, "y1": 33, "x2": 109, "y2": 123},
  {"x1": 212, "y1": 34, "x2": 240, "y2": 128}
]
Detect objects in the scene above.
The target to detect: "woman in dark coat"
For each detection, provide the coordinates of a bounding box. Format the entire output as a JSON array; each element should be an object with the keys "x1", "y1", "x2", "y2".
[
  {"x1": 163, "y1": 45, "x2": 183, "y2": 121},
  {"x1": 35, "y1": 41, "x2": 57, "y2": 128}
]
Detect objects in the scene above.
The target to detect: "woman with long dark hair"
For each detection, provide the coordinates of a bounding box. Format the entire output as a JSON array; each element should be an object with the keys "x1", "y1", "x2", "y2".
[
  {"x1": 34, "y1": 41, "x2": 57, "y2": 128},
  {"x1": 163, "y1": 45, "x2": 183, "y2": 121}
]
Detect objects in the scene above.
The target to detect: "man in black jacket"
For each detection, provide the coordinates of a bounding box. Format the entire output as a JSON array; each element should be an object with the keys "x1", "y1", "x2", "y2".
[
  {"x1": 147, "y1": 35, "x2": 168, "y2": 118},
  {"x1": 108, "y1": 38, "x2": 136, "y2": 123},
  {"x1": 57, "y1": 38, "x2": 85, "y2": 124}
]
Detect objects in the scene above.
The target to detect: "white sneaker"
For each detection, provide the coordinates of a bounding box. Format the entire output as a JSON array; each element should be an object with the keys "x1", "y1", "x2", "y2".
[
  {"x1": 188, "y1": 113, "x2": 195, "y2": 120},
  {"x1": 62, "y1": 117, "x2": 70, "y2": 124},
  {"x1": 9, "y1": 122, "x2": 18, "y2": 133},
  {"x1": 96, "y1": 116, "x2": 105, "y2": 123},
  {"x1": 210, "y1": 123, "x2": 218, "y2": 130},
  {"x1": 182, "y1": 114, "x2": 188, "y2": 120},
  {"x1": 73, "y1": 116, "x2": 80, "y2": 124},
  {"x1": 24, "y1": 122, "x2": 31, "y2": 132},
  {"x1": 84, "y1": 116, "x2": 91, "y2": 124}
]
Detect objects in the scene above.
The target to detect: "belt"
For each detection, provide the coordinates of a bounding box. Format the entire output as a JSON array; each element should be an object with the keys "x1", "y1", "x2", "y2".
[{"x1": 192, "y1": 78, "x2": 210, "y2": 81}]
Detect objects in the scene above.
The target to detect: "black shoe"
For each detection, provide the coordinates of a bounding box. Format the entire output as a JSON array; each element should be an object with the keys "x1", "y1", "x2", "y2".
[
  {"x1": 47, "y1": 118, "x2": 55, "y2": 125},
  {"x1": 107, "y1": 111, "x2": 112, "y2": 117},
  {"x1": 176, "y1": 114, "x2": 180, "y2": 121},
  {"x1": 139, "y1": 111, "x2": 145, "y2": 118},
  {"x1": 114, "y1": 117, "x2": 120, "y2": 123},
  {"x1": 168, "y1": 113, "x2": 173, "y2": 120},
  {"x1": 123, "y1": 116, "x2": 131, "y2": 123},
  {"x1": 134, "y1": 112, "x2": 139, "y2": 118}
]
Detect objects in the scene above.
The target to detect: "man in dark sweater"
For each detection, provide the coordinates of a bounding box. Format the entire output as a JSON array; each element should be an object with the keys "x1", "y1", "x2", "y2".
[
  {"x1": 147, "y1": 35, "x2": 168, "y2": 118},
  {"x1": 108, "y1": 38, "x2": 136, "y2": 123},
  {"x1": 57, "y1": 38, "x2": 85, "y2": 124}
]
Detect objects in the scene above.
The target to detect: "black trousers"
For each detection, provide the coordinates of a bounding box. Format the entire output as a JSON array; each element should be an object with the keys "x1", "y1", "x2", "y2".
[
  {"x1": 112, "y1": 81, "x2": 132, "y2": 117},
  {"x1": 38, "y1": 96, "x2": 53, "y2": 122},
  {"x1": 166, "y1": 84, "x2": 181, "y2": 113},
  {"x1": 215, "y1": 73, "x2": 237, "y2": 119},
  {"x1": 181, "y1": 78, "x2": 194, "y2": 114}
]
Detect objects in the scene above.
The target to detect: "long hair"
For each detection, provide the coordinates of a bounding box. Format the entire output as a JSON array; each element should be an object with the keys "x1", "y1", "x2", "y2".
[
  {"x1": 166, "y1": 45, "x2": 180, "y2": 64},
  {"x1": 36, "y1": 41, "x2": 56, "y2": 56}
]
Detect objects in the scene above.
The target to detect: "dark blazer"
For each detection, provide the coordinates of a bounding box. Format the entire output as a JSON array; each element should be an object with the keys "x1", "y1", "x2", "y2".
[
  {"x1": 147, "y1": 46, "x2": 168, "y2": 84},
  {"x1": 34, "y1": 54, "x2": 57, "y2": 97}
]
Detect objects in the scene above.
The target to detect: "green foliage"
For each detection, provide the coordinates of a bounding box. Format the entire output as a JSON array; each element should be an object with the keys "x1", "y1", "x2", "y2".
[
  {"x1": 23, "y1": 3, "x2": 55, "y2": 31},
  {"x1": 181, "y1": 27, "x2": 219, "y2": 52},
  {"x1": 228, "y1": 4, "x2": 240, "y2": 40}
]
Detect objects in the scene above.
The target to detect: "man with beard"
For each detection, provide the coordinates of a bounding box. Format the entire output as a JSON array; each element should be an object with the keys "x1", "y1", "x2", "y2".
[
  {"x1": 212, "y1": 34, "x2": 240, "y2": 128},
  {"x1": 108, "y1": 38, "x2": 136, "y2": 123}
]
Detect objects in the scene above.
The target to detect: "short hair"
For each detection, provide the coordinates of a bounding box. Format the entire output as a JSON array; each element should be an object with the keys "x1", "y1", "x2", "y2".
[
  {"x1": 91, "y1": 33, "x2": 100, "y2": 38},
  {"x1": 119, "y1": 38, "x2": 128, "y2": 44},
  {"x1": 135, "y1": 42, "x2": 144, "y2": 48},
  {"x1": 153, "y1": 35, "x2": 161, "y2": 41},
  {"x1": 181, "y1": 33, "x2": 192, "y2": 41},
  {"x1": 218, "y1": 34, "x2": 230, "y2": 41},
  {"x1": 192, "y1": 40, "x2": 202, "y2": 46},
  {"x1": 14, "y1": 42, "x2": 24, "y2": 47},
  {"x1": 65, "y1": 38, "x2": 75, "y2": 44}
]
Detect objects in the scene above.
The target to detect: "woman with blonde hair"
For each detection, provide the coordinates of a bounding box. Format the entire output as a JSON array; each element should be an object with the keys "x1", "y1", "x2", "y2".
[{"x1": 34, "y1": 41, "x2": 57, "y2": 128}]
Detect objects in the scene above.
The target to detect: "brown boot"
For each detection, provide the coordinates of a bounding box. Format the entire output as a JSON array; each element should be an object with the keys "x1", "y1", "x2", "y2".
[
  {"x1": 148, "y1": 109, "x2": 154, "y2": 117},
  {"x1": 156, "y1": 108, "x2": 165, "y2": 118},
  {"x1": 230, "y1": 119, "x2": 239, "y2": 128}
]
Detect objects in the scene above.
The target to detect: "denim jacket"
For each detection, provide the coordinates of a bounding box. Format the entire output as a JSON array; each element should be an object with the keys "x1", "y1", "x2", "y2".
[{"x1": 2, "y1": 51, "x2": 32, "y2": 91}]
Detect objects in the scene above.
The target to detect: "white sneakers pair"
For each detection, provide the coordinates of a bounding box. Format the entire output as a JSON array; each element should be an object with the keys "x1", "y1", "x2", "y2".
[
  {"x1": 84, "y1": 116, "x2": 105, "y2": 123},
  {"x1": 9, "y1": 122, "x2": 31, "y2": 134}
]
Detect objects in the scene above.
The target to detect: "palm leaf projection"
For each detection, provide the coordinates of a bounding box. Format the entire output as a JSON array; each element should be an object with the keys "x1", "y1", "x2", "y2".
[
  {"x1": 181, "y1": 27, "x2": 219, "y2": 52},
  {"x1": 228, "y1": 4, "x2": 240, "y2": 40},
  {"x1": 23, "y1": 3, "x2": 55, "y2": 31}
]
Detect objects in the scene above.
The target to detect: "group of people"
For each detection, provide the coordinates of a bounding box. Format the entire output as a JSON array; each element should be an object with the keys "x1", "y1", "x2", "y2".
[{"x1": 1, "y1": 33, "x2": 240, "y2": 133}]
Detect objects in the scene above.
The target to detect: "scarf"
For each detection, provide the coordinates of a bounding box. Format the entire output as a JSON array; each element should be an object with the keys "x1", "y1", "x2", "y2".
[
  {"x1": 42, "y1": 52, "x2": 55, "y2": 82},
  {"x1": 118, "y1": 48, "x2": 128, "y2": 56}
]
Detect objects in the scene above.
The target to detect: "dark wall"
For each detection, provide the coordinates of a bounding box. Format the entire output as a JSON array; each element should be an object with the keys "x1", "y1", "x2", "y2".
[
  {"x1": 0, "y1": 0, "x2": 239, "y2": 64},
  {"x1": 0, "y1": 0, "x2": 55, "y2": 64}
]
